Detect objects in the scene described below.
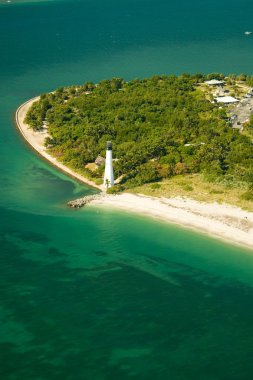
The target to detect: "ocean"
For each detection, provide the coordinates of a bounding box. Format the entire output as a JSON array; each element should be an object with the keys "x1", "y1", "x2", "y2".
[{"x1": 1, "y1": 0, "x2": 253, "y2": 378}]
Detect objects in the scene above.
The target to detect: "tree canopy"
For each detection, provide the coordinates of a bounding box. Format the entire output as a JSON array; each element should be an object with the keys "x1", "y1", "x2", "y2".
[{"x1": 25, "y1": 74, "x2": 253, "y2": 192}]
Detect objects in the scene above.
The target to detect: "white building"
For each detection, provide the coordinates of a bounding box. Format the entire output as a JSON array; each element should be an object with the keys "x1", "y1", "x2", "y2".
[
  {"x1": 205, "y1": 79, "x2": 224, "y2": 86},
  {"x1": 215, "y1": 96, "x2": 239, "y2": 104},
  {"x1": 103, "y1": 141, "x2": 114, "y2": 188}
]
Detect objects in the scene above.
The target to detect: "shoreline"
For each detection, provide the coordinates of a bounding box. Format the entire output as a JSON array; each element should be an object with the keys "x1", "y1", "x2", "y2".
[
  {"x1": 15, "y1": 97, "x2": 103, "y2": 191},
  {"x1": 88, "y1": 193, "x2": 253, "y2": 251},
  {"x1": 16, "y1": 98, "x2": 253, "y2": 250}
]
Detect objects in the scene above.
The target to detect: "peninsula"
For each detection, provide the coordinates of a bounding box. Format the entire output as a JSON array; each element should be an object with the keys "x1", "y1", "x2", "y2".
[{"x1": 16, "y1": 74, "x2": 253, "y2": 249}]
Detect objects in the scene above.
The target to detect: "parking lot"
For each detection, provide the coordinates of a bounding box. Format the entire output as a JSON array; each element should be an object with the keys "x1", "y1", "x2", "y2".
[{"x1": 230, "y1": 94, "x2": 253, "y2": 129}]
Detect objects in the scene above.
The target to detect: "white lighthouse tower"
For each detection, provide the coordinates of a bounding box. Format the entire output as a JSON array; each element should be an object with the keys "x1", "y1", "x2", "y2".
[{"x1": 103, "y1": 141, "x2": 114, "y2": 188}]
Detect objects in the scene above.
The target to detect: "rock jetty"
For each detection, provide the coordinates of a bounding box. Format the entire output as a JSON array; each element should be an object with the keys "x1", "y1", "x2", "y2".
[{"x1": 67, "y1": 194, "x2": 105, "y2": 208}]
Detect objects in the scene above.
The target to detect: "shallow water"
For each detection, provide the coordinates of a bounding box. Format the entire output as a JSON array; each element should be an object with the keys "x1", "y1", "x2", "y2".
[{"x1": 1, "y1": 1, "x2": 253, "y2": 378}]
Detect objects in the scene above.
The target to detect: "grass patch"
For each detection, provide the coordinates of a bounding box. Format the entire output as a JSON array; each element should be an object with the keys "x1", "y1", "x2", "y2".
[
  {"x1": 181, "y1": 184, "x2": 193, "y2": 192},
  {"x1": 128, "y1": 174, "x2": 253, "y2": 211},
  {"x1": 241, "y1": 190, "x2": 253, "y2": 201},
  {"x1": 150, "y1": 183, "x2": 161, "y2": 190},
  {"x1": 210, "y1": 189, "x2": 224, "y2": 195}
]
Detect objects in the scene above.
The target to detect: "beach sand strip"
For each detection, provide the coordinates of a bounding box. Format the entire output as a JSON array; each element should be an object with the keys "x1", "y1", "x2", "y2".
[
  {"x1": 16, "y1": 97, "x2": 103, "y2": 190},
  {"x1": 16, "y1": 98, "x2": 253, "y2": 250}
]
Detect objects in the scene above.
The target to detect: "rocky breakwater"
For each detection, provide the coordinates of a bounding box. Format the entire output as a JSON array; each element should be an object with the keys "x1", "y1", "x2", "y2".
[{"x1": 68, "y1": 193, "x2": 105, "y2": 208}]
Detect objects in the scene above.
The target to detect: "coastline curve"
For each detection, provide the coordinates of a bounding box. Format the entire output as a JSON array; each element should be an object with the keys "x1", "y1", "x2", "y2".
[
  {"x1": 15, "y1": 98, "x2": 253, "y2": 251},
  {"x1": 15, "y1": 97, "x2": 103, "y2": 191}
]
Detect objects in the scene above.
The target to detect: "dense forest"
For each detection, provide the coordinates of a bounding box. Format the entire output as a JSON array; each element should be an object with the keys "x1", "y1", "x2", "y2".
[{"x1": 25, "y1": 74, "x2": 253, "y2": 196}]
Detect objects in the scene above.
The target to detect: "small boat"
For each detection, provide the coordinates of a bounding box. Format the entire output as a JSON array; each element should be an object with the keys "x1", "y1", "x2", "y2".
[{"x1": 244, "y1": 31, "x2": 252, "y2": 35}]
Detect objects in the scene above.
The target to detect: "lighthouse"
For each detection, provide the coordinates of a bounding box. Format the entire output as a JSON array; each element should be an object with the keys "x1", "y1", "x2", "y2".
[{"x1": 103, "y1": 141, "x2": 114, "y2": 188}]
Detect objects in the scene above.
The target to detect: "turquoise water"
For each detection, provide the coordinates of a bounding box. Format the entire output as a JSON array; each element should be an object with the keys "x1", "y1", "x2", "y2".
[{"x1": 1, "y1": 0, "x2": 253, "y2": 378}]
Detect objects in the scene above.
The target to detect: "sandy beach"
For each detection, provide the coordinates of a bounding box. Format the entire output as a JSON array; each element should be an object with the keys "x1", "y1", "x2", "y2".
[
  {"x1": 15, "y1": 97, "x2": 103, "y2": 190},
  {"x1": 89, "y1": 193, "x2": 253, "y2": 250},
  {"x1": 16, "y1": 98, "x2": 253, "y2": 250}
]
